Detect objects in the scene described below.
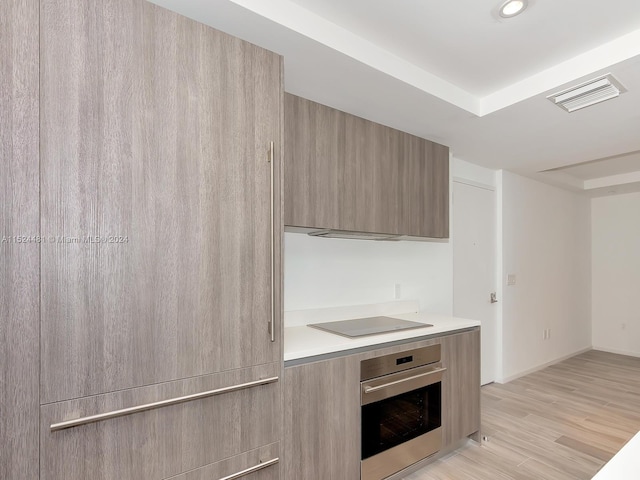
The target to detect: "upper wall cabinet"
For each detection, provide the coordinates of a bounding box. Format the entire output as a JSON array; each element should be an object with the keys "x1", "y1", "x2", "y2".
[{"x1": 284, "y1": 94, "x2": 449, "y2": 238}]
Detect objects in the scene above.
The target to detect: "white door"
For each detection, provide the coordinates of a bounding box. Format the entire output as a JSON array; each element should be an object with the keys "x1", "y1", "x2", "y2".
[{"x1": 453, "y1": 180, "x2": 497, "y2": 385}]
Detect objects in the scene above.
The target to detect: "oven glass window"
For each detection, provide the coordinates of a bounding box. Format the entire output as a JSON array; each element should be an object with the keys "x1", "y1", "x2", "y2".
[{"x1": 361, "y1": 382, "x2": 441, "y2": 459}]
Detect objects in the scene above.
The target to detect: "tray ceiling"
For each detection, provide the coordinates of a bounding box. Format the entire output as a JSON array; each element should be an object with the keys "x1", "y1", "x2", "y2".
[{"x1": 150, "y1": 0, "x2": 640, "y2": 195}]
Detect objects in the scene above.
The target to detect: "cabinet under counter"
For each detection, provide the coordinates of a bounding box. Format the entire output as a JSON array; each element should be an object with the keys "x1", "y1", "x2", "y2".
[{"x1": 283, "y1": 328, "x2": 481, "y2": 480}]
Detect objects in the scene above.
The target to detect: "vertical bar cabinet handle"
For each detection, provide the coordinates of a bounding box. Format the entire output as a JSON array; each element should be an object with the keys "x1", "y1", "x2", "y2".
[{"x1": 269, "y1": 141, "x2": 275, "y2": 342}]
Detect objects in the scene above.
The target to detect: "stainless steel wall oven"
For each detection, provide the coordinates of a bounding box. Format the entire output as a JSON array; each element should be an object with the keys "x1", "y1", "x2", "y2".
[{"x1": 360, "y1": 345, "x2": 445, "y2": 480}]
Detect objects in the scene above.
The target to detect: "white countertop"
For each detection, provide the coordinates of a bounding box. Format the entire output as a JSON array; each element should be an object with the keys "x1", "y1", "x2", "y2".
[
  {"x1": 592, "y1": 431, "x2": 640, "y2": 479},
  {"x1": 284, "y1": 311, "x2": 480, "y2": 362}
]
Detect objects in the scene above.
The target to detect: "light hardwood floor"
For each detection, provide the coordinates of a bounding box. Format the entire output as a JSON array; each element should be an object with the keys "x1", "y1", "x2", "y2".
[{"x1": 406, "y1": 350, "x2": 640, "y2": 480}]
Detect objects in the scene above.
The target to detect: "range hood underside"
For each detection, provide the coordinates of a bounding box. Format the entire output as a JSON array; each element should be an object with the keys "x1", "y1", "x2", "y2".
[{"x1": 285, "y1": 226, "x2": 448, "y2": 243}]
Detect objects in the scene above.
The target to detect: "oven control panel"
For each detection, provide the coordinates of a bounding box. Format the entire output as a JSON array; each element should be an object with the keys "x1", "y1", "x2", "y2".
[{"x1": 360, "y1": 344, "x2": 441, "y2": 381}]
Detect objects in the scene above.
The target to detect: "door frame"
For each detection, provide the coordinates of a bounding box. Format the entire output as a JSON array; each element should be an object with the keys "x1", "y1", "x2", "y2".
[{"x1": 452, "y1": 177, "x2": 499, "y2": 385}]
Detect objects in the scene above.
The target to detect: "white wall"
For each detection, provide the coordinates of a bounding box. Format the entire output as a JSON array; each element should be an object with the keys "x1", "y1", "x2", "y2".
[
  {"x1": 284, "y1": 234, "x2": 452, "y2": 313},
  {"x1": 452, "y1": 157, "x2": 497, "y2": 188},
  {"x1": 499, "y1": 171, "x2": 591, "y2": 382},
  {"x1": 592, "y1": 192, "x2": 640, "y2": 357}
]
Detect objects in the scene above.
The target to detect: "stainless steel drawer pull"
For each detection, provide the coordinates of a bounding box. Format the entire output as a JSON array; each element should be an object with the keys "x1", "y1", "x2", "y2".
[
  {"x1": 268, "y1": 141, "x2": 275, "y2": 343},
  {"x1": 363, "y1": 368, "x2": 446, "y2": 394},
  {"x1": 50, "y1": 376, "x2": 279, "y2": 432},
  {"x1": 219, "y1": 457, "x2": 279, "y2": 480}
]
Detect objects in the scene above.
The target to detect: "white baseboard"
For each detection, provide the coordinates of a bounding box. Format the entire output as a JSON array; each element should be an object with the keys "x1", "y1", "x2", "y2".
[
  {"x1": 592, "y1": 346, "x2": 640, "y2": 358},
  {"x1": 496, "y1": 346, "x2": 593, "y2": 384}
]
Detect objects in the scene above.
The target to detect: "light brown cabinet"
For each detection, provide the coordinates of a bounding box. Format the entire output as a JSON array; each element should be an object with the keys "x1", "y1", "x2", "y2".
[
  {"x1": 283, "y1": 329, "x2": 480, "y2": 480},
  {"x1": 284, "y1": 355, "x2": 361, "y2": 480},
  {"x1": 441, "y1": 329, "x2": 482, "y2": 447},
  {"x1": 285, "y1": 94, "x2": 344, "y2": 230},
  {"x1": 40, "y1": 0, "x2": 282, "y2": 404},
  {"x1": 284, "y1": 94, "x2": 449, "y2": 238},
  {"x1": 40, "y1": 364, "x2": 281, "y2": 480},
  {"x1": 2, "y1": 0, "x2": 284, "y2": 478},
  {"x1": 166, "y1": 443, "x2": 280, "y2": 480},
  {"x1": 0, "y1": 1, "x2": 40, "y2": 478}
]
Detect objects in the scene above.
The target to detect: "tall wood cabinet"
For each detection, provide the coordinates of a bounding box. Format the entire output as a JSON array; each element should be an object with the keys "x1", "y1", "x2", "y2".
[
  {"x1": 2, "y1": 0, "x2": 284, "y2": 478},
  {"x1": 284, "y1": 94, "x2": 449, "y2": 238},
  {"x1": 0, "y1": 1, "x2": 40, "y2": 478},
  {"x1": 40, "y1": 0, "x2": 281, "y2": 405}
]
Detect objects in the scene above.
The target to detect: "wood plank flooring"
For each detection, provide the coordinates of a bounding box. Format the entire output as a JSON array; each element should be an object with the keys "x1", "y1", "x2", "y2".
[{"x1": 405, "y1": 350, "x2": 640, "y2": 480}]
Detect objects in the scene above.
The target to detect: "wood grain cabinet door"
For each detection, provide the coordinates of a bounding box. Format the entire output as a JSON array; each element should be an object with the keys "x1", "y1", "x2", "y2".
[
  {"x1": 284, "y1": 357, "x2": 361, "y2": 480},
  {"x1": 422, "y1": 141, "x2": 450, "y2": 238},
  {"x1": 165, "y1": 443, "x2": 280, "y2": 480},
  {"x1": 41, "y1": 364, "x2": 281, "y2": 480},
  {"x1": 441, "y1": 329, "x2": 481, "y2": 447},
  {"x1": 370, "y1": 123, "x2": 401, "y2": 235},
  {"x1": 40, "y1": 0, "x2": 282, "y2": 404},
  {"x1": 398, "y1": 133, "x2": 450, "y2": 238},
  {"x1": 284, "y1": 94, "x2": 449, "y2": 238},
  {"x1": 284, "y1": 94, "x2": 343, "y2": 229},
  {"x1": 0, "y1": 1, "x2": 40, "y2": 478}
]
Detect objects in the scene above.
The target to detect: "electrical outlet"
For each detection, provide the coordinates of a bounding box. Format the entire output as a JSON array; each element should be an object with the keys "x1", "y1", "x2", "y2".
[
  {"x1": 394, "y1": 283, "x2": 401, "y2": 300},
  {"x1": 507, "y1": 274, "x2": 517, "y2": 286}
]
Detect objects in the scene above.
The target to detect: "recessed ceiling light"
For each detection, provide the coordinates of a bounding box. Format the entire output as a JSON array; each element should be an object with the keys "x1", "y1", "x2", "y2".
[{"x1": 499, "y1": 0, "x2": 528, "y2": 18}]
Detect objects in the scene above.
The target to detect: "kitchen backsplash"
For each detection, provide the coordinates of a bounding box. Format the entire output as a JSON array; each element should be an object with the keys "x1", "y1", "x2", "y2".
[{"x1": 283, "y1": 232, "x2": 453, "y2": 319}]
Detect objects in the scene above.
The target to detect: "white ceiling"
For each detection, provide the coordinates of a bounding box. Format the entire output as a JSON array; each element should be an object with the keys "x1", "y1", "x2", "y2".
[
  {"x1": 288, "y1": 0, "x2": 640, "y2": 97},
  {"x1": 150, "y1": 0, "x2": 640, "y2": 196},
  {"x1": 540, "y1": 150, "x2": 640, "y2": 197},
  {"x1": 545, "y1": 151, "x2": 640, "y2": 180}
]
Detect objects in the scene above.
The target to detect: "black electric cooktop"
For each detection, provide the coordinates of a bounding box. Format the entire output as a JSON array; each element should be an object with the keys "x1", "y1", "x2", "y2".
[{"x1": 308, "y1": 316, "x2": 433, "y2": 338}]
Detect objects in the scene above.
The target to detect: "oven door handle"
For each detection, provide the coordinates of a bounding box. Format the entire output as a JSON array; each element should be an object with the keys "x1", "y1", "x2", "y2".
[{"x1": 363, "y1": 367, "x2": 447, "y2": 394}]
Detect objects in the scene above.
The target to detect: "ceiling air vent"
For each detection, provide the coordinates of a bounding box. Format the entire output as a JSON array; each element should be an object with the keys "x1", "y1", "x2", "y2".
[{"x1": 547, "y1": 74, "x2": 626, "y2": 113}]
